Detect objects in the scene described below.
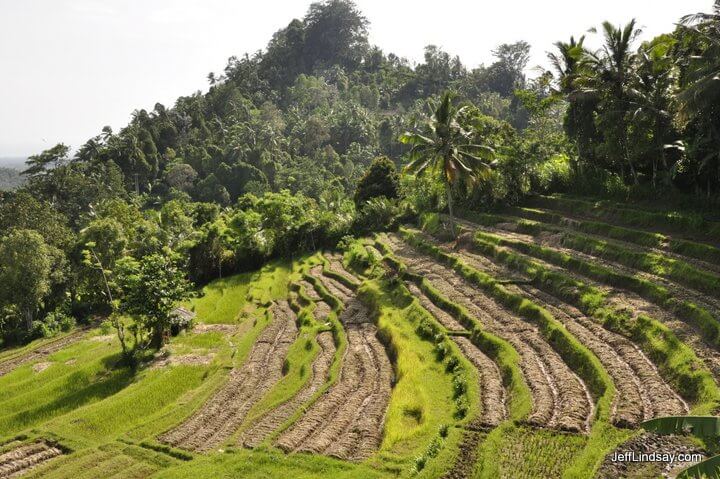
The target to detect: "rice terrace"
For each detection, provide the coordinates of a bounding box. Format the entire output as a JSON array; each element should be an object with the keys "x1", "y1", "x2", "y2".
[{"x1": 1, "y1": 0, "x2": 720, "y2": 477}]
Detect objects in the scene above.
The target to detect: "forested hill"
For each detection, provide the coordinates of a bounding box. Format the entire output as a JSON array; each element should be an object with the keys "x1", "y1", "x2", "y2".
[
  {"x1": 39, "y1": 2, "x2": 532, "y2": 206},
  {"x1": 0, "y1": 167, "x2": 24, "y2": 190},
  {"x1": 1, "y1": 0, "x2": 718, "y2": 347}
]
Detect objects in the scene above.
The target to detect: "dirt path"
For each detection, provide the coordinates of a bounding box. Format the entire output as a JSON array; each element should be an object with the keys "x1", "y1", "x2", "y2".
[
  {"x1": 382, "y1": 233, "x2": 592, "y2": 433},
  {"x1": 0, "y1": 441, "x2": 63, "y2": 478},
  {"x1": 241, "y1": 331, "x2": 337, "y2": 448},
  {"x1": 159, "y1": 301, "x2": 298, "y2": 452},
  {"x1": 0, "y1": 329, "x2": 88, "y2": 378},
  {"x1": 276, "y1": 261, "x2": 393, "y2": 461}
]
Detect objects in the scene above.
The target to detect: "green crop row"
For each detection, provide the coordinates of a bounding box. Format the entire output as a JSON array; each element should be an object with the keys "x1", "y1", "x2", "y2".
[
  {"x1": 459, "y1": 209, "x2": 720, "y2": 297},
  {"x1": 529, "y1": 195, "x2": 720, "y2": 240},
  {"x1": 447, "y1": 226, "x2": 719, "y2": 409}
]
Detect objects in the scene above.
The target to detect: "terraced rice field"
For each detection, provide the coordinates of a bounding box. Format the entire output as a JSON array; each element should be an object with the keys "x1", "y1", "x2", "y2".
[
  {"x1": 383, "y1": 233, "x2": 594, "y2": 433},
  {"x1": 276, "y1": 263, "x2": 393, "y2": 461},
  {"x1": 158, "y1": 300, "x2": 299, "y2": 451},
  {"x1": 0, "y1": 330, "x2": 88, "y2": 378},
  {"x1": 2, "y1": 197, "x2": 719, "y2": 478},
  {"x1": 0, "y1": 441, "x2": 64, "y2": 478}
]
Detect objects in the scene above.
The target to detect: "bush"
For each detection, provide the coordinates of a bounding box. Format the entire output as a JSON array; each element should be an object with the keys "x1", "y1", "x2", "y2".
[
  {"x1": 353, "y1": 197, "x2": 401, "y2": 233},
  {"x1": 354, "y1": 156, "x2": 399, "y2": 208},
  {"x1": 534, "y1": 154, "x2": 572, "y2": 193}
]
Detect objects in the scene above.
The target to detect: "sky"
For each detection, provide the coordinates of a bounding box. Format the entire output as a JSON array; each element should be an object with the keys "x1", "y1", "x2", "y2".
[{"x1": 0, "y1": 0, "x2": 712, "y2": 160}]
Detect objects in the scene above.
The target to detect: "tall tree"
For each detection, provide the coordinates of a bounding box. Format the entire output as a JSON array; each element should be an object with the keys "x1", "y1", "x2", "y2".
[
  {"x1": 303, "y1": 0, "x2": 369, "y2": 70},
  {"x1": 594, "y1": 19, "x2": 643, "y2": 183},
  {"x1": 0, "y1": 230, "x2": 65, "y2": 333},
  {"x1": 548, "y1": 36, "x2": 601, "y2": 166},
  {"x1": 400, "y1": 92, "x2": 495, "y2": 237},
  {"x1": 677, "y1": 0, "x2": 720, "y2": 195}
]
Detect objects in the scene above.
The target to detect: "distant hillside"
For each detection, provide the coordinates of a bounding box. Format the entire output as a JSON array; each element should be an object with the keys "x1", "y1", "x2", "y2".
[
  {"x1": 0, "y1": 167, "x2": 24, "y2": 190},
  {"x1": 0, "y1": 157, "x2": 27, "y2": 169}
]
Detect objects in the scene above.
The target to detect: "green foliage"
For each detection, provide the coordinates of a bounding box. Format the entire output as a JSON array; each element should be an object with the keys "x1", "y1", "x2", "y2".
[
  {"x1": 353, "y1": 156, "x2": 399, "y2": 207},
  {"x1": 400, "y1": 92, "x2": 496, "y2": 236},
  {"x1": 0, "y1": 229, "x2": 66, "y2": 343},
  {"x1": 115, "y1": 252, "x2": 192, "y2": 351},
  {"x1": 0, "y1": 167, "x2": 24, "y2": 191}
]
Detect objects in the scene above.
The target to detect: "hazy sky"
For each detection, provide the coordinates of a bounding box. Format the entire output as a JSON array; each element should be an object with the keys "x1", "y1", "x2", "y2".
[{"x1": 0, "y1": 0, "x2": 712, "y2": 159}]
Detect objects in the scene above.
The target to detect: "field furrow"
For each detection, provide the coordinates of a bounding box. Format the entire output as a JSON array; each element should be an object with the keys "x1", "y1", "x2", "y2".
[
  {"x1": 276, "y1": 261, "x2": 392, "y2": 461},
  {"x1": 441, "y1": 430, "x2": 485, "y2": 479},
  {"x1": 0, "y1": 330, "x2": 87, "y2": 378},
  {"x1": 382, "y1": 233, "x2": 592, "y2": 433},
  {"x1": 454, "y1": 216, "x2": 720, "y2": 384},
  {"x1": 299, "y1": 279, "x2": 322, "y2": 301},
  {"x1": 310, "y1": 265, "x2": 355, "y2": 301},
  {"x1": 452, "y1": 337, "x2": 506, "y2": 428},
  {"x1": 241, "y1": 331, "x2": 336, "y2": 448},
  {"x1": 509, "y1": 206, "x2": 720, "y2": 275},
  {"x1": 325, "y1": 253, "x2": 361, "y2": 285},
  {"x1": 469, "y1": 217, "x2": 720, "y2": 318},
  {"x1": 158, "y1": 300, "x2": 298, "y2": 451},
  {"x1": 0, "y1": 441, "x2": 64, "y2": 478},
  {"x1": 437, "y1": 238, "x2": 688, "y2": 425},
  {"x1": 406, "y1": 281, "x2": 464, "y2": 331}
]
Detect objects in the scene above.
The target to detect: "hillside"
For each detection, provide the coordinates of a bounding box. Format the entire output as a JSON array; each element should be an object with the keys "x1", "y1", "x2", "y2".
[
  {"x1": 0, "y1": 167, "x2": 24, "y2": 191},
  {"x1": 1, "y1": 0, "x2": 720, "y2": 477},
  {"x1": 1, "y1": 198, "x2": 720, "y2": 478}
]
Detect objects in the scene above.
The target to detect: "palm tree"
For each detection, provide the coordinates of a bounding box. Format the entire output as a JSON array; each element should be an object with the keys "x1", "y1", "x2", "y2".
[
  {"x1": 592, "y1": 19, "x2": 643, "y2": 184},
  {"x1": 677, "y1": 1, "x2": 720, "y2": 195},
  {"x1": 548, "y1": 36, "x2": 601, "y2": 168},
  {"x1": 678, "y1": 0, "x2": 720, "y2": 121},
  {"x1": 400, "y1": 92, "x2": 494, "y2": 237},
  {"x1": 548, "y1": 36, "x2": 589, "y2": 94}
]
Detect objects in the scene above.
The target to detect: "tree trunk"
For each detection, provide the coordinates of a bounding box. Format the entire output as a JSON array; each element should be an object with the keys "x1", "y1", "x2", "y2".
[
  {"x1": 24, "y1": 308, "x2": 33, "y2": 332},
  {"x1": 446, "y1": 186, "x2": 457, "y2": 239},
  {"x1": 652, "y1": 158, "x2": 657, "y2": 189},
  {"x1": 150, "y1": 324, "x2": 164, "y2": 350}
]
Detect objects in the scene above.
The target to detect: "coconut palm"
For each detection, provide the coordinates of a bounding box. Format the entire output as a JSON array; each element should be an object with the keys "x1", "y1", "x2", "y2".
[
  {"x1": 548, "y1": 36, "x2": 590, "y2": 94},
  {"x1": 590, "y1": 19, "x2": 643, "y2": 184},
  {"x1": 677, "y1": 1, "x2": 720, "y2": 195},
  {"x1": 677, "y1": 0, "x2": 720, "y2": 121},
  {"x1": 400, "y1": 92, "x2": 494, "y2": 237}
]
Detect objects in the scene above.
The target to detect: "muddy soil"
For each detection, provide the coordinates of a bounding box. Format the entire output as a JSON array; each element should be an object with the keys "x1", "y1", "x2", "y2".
[
  {"x1": 452, "y1": 337, "x2": 507, "y2": 428},
  {"x1": 276, "y1": 267, "x2": 392, "y2": 461},
  {"x1": 431, "y1": 236, "x2": 689, "y2": 426},
  {"x1": 325, "y1": 253, "x2": 361, "y2": 285},
  {"x1": 441, "y1": 430, "x2": 486, "y2": 479},
  {"x1": 454, "y1": 216, "x2": 720, "y2": 388}
]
